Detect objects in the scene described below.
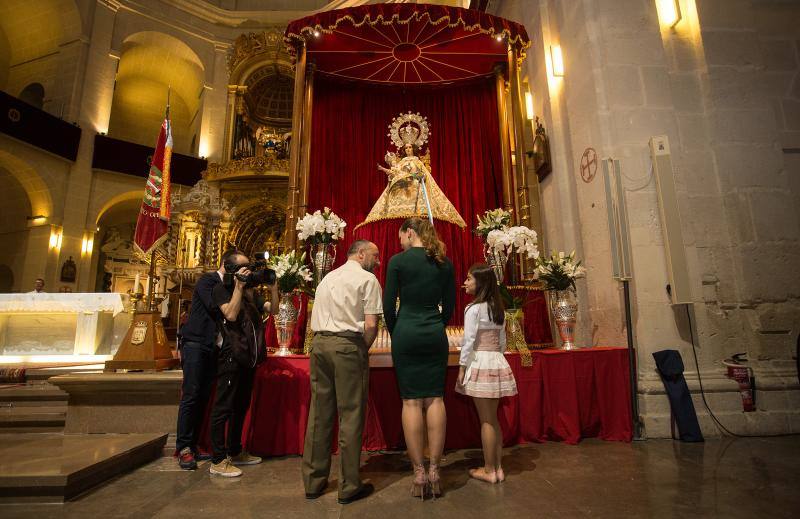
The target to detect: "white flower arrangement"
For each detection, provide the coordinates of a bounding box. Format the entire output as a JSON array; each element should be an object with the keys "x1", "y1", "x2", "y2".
[
  {"x1": 535, "y1": 250, "x2": 586, "y2": 291},
  {"x1": 485, "y1": 225, "x2": 540, "y2": 259},
  {"x1": 475, "y1": 208, "x2": 513, "y2": 238},
  {"x1": 267, "y1": 250, "x2": 313, "y2": 293},
  {"x1": 296, "y1": 207, "x2": 346, "y2": 244}
]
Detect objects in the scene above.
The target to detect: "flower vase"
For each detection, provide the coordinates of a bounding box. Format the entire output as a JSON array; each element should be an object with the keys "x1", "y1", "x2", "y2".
[
  {"x1": 549, "y1": 289, "x2": 578, "y2": 350},
  {"x1": 275, "y1": 292, "x2": 298, "y2": 356},
  {"x1": 504, "y1": 308, "x2": 532, "y2": 366},
  {"x1": 310, "y1": 242, "x2": 336, "y2": 283},
  {"x1": 484, "y1": 245, "x2": 508, "y2": 284}
]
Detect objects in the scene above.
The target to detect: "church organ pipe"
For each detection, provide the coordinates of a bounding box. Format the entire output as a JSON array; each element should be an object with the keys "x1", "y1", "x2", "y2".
[
  {"x1": 494, "y1": 65, "x2": 515, "y2": 215},
  {"x1": 298, "y1": 62, "x2": 316, "y2": 220},
  {"x1": 286, "y1": 45, "x2": 307, "y2": 249}
]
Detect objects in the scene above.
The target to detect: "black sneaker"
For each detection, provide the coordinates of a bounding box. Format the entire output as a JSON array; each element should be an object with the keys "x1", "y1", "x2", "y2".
[
  {"x1": 178, "y1": 448, "x2": 197, "y2": 470},
  {"x1": 337, "y1": 483, "x2": 374, "y2": 505}
]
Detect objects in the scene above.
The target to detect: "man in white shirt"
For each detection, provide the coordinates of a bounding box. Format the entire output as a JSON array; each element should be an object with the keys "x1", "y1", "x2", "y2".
[
  {"x1": 28, "y1": 278, "x2": 45, "y2": 294},
  {"x1": 302, "y1": 239, "x2": 382, "y2": 505}
]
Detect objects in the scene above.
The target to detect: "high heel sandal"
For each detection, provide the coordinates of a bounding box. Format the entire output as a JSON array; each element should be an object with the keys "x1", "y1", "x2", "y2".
[
  {"x1": 428, "y1": 463, "x2": 442, "y2": 498},
  {"x1": 411, "y1": 463, "x2": 428, "y2": 500}
]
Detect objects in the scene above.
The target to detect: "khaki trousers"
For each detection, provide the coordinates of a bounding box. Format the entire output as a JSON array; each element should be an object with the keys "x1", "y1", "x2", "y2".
[{"x1": 301, "y1": 334, "x2": 369, "y2": 498}]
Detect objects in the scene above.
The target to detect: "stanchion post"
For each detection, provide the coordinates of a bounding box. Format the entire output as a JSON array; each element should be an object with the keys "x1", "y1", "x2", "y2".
[{"x1": 623, "y1": 279, "x2": 645, "y2": 440}]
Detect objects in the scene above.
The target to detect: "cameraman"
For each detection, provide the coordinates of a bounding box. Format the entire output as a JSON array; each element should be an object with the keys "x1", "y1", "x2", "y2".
[
  {"x1": 208, "y1": 251, "x2": 277, "y2": 477},
  {"x1": 176, "y1": 249, "x2": 246, "y2": 470}
]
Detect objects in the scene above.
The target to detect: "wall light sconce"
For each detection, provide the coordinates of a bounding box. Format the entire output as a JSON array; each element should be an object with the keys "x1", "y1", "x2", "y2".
[
  {"x1": 81, "y1": 233, "x2": 94, "y2": 256},
  {"x1": 525, "y1": 92, "x2": 535, "y2": 120},
  {"x1": 550, "y1": 45, "x2": 565, "y2": 77},
  {"x1": 49, "y1": 227, "x2": 63, "y2": 250},
  {"x1": 658, "y1": 0, "x2": 682, "y2": 28},
  {"x1": 26, "y1": 215, "x2": 47, "y2": 224}
]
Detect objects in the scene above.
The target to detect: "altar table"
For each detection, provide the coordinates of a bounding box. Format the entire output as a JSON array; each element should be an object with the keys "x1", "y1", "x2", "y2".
[
  {"x1": 198, "y1": 348, "x2": 632, "y2": 456},
  {"x1": 0, "y1": 293, "x2": 129, "y2": 356}
]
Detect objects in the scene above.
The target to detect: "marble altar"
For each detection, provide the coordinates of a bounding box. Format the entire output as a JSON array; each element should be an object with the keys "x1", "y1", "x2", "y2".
[{"x1": 0, "y1": 293, "x2": 130, "y2": 357}]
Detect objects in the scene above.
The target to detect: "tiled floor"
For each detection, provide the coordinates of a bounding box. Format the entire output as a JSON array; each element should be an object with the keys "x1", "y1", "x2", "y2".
[{"x1": 1, "y1": 436, "x2": 798, "y2": 518}]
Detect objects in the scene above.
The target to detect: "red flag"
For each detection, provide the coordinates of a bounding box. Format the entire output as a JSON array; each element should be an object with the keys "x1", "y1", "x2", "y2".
[{"x1": 134, "y1": 109, "x2": 172, "y2": 255}]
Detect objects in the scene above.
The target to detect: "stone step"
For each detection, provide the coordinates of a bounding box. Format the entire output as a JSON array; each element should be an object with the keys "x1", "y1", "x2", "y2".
[
  {"x1": 0, "y1": 383, "x2": 68, "y2": 402},
  {"x1": 0, "y1": 406, "x2": 66, "y2": 429},
  {"x1": 25, "y1": 365, "x2": 104, "y2": 382},
  {"x1": 0, "y1": 433, "x2": 168, "y2": 503}
]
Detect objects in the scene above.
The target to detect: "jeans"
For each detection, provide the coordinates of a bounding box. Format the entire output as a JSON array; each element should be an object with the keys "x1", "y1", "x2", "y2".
[
  {"x1": 176, "y1": 342, "x2": 217, "y2": 453},
  {"x1": 210, "y1": 349, "x2": 255, "y2": 464}
]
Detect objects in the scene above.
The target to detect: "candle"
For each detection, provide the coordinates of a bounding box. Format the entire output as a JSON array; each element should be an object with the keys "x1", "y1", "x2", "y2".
[{"x1": 134, "y1": 273, "x2": 140, "y2": 293}]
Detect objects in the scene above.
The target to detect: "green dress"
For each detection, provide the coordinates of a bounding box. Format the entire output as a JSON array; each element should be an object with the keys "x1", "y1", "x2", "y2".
[{"x1": 383, "y1": 247, "x2": 456, "y2": 399}]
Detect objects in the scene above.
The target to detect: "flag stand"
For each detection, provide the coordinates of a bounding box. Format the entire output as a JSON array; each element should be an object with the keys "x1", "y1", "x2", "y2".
[
  {"x1": 105, "y1": 250, "x2": 178, "y2": 371},
  {"x1": 105, "y1": 90, "x2": 178, "y2": 371}
]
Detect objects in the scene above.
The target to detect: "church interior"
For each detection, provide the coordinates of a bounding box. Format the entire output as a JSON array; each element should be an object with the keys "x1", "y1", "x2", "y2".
[{"x1": 0, "y1": 0, "x2": 798, "y2": 515}]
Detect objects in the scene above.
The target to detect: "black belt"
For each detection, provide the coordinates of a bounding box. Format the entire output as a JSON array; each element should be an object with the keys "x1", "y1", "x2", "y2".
[{"x1": 315, "y1": 331, "x2": 362, "y2": 338}]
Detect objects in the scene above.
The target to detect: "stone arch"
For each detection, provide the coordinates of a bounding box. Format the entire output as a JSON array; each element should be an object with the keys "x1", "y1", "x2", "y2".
[
  {"x1": 92, "y1": 190, "x2": 143, "y2": 228},
  {"x1": 92, "y1": 192, "x2": 142, "y2": 293},
  {"x1": 0, "y1": 149, "x2": 53, "y2": 219},
  {"x1": 108, "y1": 31, "x2": 206, "y2": 155}
]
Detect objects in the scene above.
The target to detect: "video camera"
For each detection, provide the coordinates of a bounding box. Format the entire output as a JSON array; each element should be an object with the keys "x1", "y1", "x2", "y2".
[{"x1": 223, "y1": 251, "x2": 277, "y2": 289}]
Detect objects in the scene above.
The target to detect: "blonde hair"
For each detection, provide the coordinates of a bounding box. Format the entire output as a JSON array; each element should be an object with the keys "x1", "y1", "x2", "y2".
[{"x1": 400, "y1": 217, "x2": 446, "y2": 264}]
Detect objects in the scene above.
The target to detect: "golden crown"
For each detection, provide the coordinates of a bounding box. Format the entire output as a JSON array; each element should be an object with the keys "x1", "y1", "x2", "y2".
[{"x1": 387, "y1": 111, "x2": 430, "y2": 150}]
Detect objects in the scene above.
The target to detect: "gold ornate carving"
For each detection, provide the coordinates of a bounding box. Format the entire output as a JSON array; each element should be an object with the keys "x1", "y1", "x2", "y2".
[
  {"x1": 228, "y1": 30, "x2": 285, "y2": 73},
  {"x1": 204, "y1": 156, "x2": 290, "y2": 181}
]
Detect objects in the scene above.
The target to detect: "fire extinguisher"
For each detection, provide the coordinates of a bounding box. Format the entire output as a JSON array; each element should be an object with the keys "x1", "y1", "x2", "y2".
[{"x1": 723, "y1": 353, "x2": 755, "y2": 412}]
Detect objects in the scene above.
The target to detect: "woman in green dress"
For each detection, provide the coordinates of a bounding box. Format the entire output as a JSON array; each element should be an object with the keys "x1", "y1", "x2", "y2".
[{"x1": 383, "y1": 217, "x2": 456, "y2": 499}]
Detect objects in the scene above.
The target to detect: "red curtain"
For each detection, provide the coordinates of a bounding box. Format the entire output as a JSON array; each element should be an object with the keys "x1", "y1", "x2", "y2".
[{"x1": 306, "y1": 78, "x2": 504, "y2": 325}]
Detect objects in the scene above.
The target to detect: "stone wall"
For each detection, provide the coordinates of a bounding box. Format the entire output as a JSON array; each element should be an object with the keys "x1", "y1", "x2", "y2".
[{"x1": 497, "y1": 0, "x2": 800, "y2": 436}]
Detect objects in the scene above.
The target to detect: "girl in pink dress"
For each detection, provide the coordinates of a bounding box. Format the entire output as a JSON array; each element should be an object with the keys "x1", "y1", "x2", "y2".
[{"x1": 456, "y1": 264, "x2": 518, "y2": 483}]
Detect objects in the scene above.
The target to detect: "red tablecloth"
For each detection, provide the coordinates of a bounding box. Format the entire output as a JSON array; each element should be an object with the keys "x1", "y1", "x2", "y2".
[{"x1": 203, "y1": 348, "x2": 631, "y2": 457}]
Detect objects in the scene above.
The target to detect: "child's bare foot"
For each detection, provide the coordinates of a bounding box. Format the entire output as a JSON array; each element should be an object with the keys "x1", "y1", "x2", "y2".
[
  {"x1": 496, "y1": 467, "x2": 505, "y2": 482},
  {"x1": 469, "y1": 467, "x2": 498, "y2": 483}
]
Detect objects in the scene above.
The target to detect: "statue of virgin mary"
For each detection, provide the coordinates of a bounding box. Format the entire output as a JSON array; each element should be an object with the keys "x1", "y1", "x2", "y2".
[{"x1": 355, "y1": 112, "x2": 466, "y2": 230}]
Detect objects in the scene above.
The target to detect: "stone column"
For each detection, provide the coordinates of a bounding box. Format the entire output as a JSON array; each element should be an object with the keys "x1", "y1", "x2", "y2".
[
  {"x1": 77, "y1": 230, "x2": 96, "y2": 292},
  {"x1": 61, "y1": 1, "x2": 119, "y2": 292},
  {"x1": 199, "y1": 43, "x2": 231, "y2": 163},
  {"x1": 22, "y1": 223, "x2": 60, "y2": 290}
]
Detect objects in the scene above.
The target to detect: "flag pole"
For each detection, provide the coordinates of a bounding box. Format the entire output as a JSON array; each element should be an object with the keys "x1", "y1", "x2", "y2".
[{"x1": 145, "y1": 87, "x2": 171, "y2": 312}]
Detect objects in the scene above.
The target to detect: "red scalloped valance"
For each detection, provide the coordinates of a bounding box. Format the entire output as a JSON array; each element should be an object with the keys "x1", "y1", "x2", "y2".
[{"x1": 284, "y1": 3, "x2": 530, "y2": 85}]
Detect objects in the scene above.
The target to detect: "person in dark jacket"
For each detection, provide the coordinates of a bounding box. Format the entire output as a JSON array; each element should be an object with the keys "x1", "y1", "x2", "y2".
[{"x1": 208, "y1": 251, "x2": 277, "y2": 477}]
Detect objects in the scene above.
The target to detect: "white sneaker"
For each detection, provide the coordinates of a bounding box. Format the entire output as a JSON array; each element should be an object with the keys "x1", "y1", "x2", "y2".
[{"x1": 210, "y1": 458, "x2": 242, "y2": 477}]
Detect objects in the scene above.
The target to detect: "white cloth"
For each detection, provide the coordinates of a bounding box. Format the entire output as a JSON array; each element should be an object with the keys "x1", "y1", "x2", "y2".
[
  {"x1": 459, "y1": 302, "x2": 506, "y2": 366},
  {"x1": 0, "y1": 293, "x2": 126, "y2": 316}
]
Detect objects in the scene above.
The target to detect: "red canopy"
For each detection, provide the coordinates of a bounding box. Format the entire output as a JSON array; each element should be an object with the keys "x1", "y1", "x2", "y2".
[{"x1": 284, "y1": 3, "x2": 530, "y2": 85}]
